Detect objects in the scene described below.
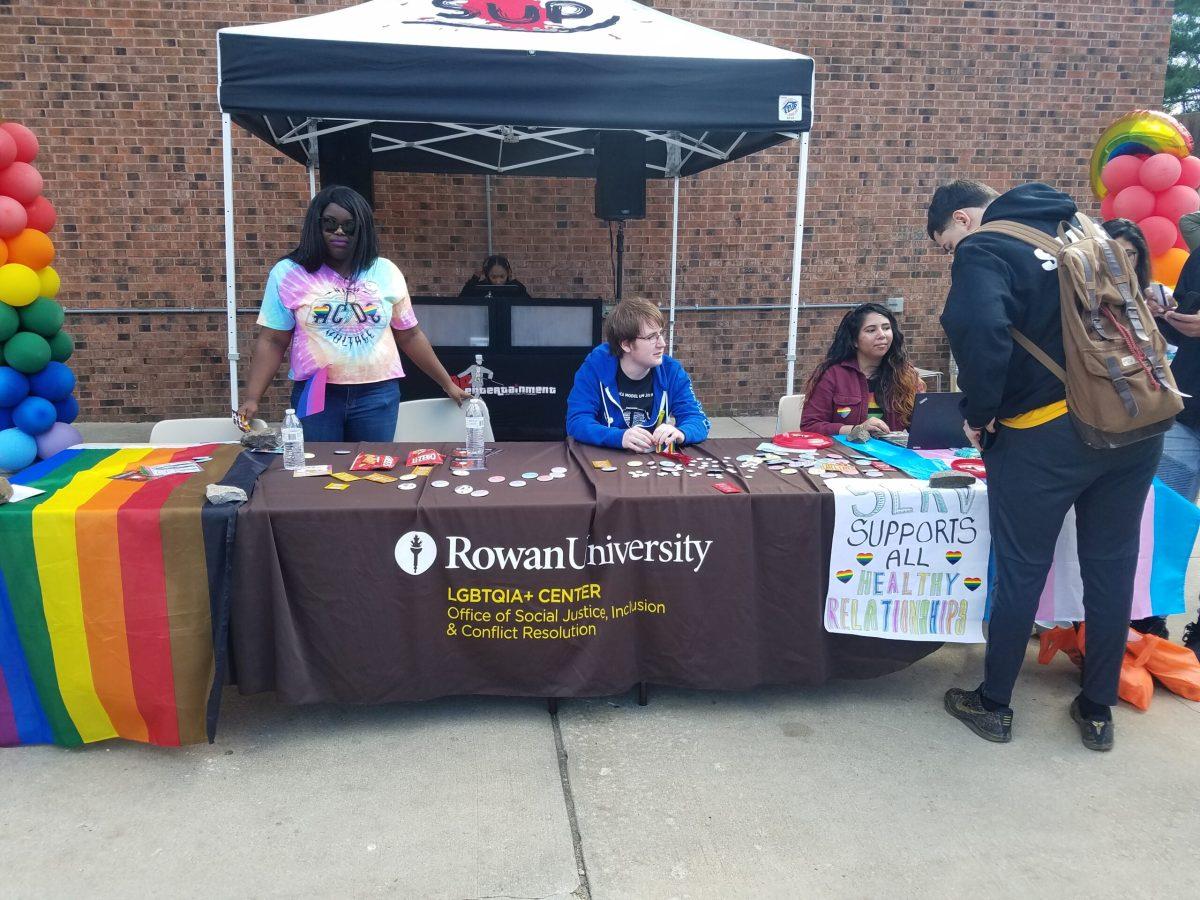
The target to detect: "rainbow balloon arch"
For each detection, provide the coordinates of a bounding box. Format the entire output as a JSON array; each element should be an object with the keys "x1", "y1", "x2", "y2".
[
  {"x1": 0, "y1": 120, "x2": 79, "y2": 475},
  {"x1": 1091, "y1": 109, "x2": 1198, "y2": 288}
]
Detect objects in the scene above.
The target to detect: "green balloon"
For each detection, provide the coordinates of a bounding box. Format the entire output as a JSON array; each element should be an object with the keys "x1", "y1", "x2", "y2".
[
  {"x1": 0, "y1": 304, "x2": 18, "y2": 343},
  {"x1": 18, "y1": 297, "x2": 64, "y2": 338},
  {"x1": 47, "y1": 329, "x2": 74, "y2": 363},
  {"x1": 4, "y1": 331, "x2": 51, "y2": 374}
]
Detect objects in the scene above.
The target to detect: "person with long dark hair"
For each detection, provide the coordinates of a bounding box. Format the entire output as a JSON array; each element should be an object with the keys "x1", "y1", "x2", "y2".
[
  {"x1": 800, "y1": 303, "x2": 923, "y2": 436},
  {"x1": 460, "y1": 254, "x2": 529, "y2": 296},
  {"x1": 237, "y1": 185, "x2": 468, "y2": 441}
]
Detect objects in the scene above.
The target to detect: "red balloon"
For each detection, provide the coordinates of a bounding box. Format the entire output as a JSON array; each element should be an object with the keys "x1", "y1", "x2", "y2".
[
  {"x1": 1179, "y1": 155, "x2": 1200, "y2": 190},
  {"x1": 1139, "y1": 153, "x2": 1183, "y2": 192},
  {"x1": 1139, "y1": 215, "x2": 1177, "y2": 256},
  {"x1": 0, "y1": 123, "x2": 38, "y2": 164},
  {"x1": 1101, "y1": 155, "x2": 1143, "y2": 194},
  {"x1": 1100, "y1": 193, "x2": 1117, "y2": 220},
  {"x1": 1176, "y1": 230, "x2": 1190, "y2": 251},
  {"x1": 24, "y1": 196, "x2": 55, "y2": 233},
  {"x1": 1155, "y1": 184, "x2": 1200, "y2": 223},
  {"x1": 0, "y1": 196, "x2": 27, "y2": 238},
  {"x1": 1113, "y1": 185, "x2": 1156, "y2": 221},
  {"x1": 0, "y1": 131, "x2": 15, "y2": 170},
  {"x1": 0, "y1": 162, "x2": 42, "y2": 206}
]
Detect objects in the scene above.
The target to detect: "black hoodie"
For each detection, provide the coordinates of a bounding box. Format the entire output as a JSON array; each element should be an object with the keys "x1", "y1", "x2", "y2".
[{"x1": 940, "y1": 183, "x2": 1078, "y2": 427}]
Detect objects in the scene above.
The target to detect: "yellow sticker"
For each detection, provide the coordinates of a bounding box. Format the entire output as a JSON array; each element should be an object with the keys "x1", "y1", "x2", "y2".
[
  {"x1": 324, "y1": 482, "x2": 351, "y2": 491},
  {"x1": 591, "y1": 459, "x2": 613, "y2": 469},
  {"x1": 411, "y1": 466, "x2": 434, "y2": 477},
  {"x1": 331, "y1": 472, "x2": 360, "y2": 482},
  {"x1": 364, "y1": 473, "x2": 398, "y2": 484}
]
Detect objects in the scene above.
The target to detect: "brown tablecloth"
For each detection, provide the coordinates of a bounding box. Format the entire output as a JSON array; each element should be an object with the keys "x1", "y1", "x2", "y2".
[{"x1": 229, "y1": 439, "x2": 939, "y2": 703}]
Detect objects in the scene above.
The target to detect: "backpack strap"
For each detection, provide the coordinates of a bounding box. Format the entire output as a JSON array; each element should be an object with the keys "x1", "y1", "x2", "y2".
[
  {"x1": 974, "y1": 220, "x2": 1061, "y2": 256},
  {"x1": 1009, "y1": 326, "x2": 1067, "y2": 384}
]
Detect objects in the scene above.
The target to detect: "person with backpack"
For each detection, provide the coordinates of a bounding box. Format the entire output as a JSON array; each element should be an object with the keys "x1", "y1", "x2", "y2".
[{"x1": 927, "y1": 180, "x2": 1176, "y2": 751}]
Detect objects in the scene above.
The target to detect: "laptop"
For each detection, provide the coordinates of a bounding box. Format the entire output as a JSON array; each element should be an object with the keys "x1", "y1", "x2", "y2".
[{"x1": 906, "y1": 392, "x2": 971, "y2": 449}]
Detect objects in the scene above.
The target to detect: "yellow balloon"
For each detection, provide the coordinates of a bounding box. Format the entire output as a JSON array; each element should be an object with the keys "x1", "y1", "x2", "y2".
[
  {"x1": 0, "y1": 262, "x2": 41, "y2": 307},
  {"x1": 38, "y1": 264, "x2": 60, "y2": 299}
]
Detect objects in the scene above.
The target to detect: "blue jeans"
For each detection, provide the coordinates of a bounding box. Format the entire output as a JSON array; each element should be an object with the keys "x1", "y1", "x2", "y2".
[
  {"x1": 289, "y1": 378, "x2": 401, "y2": 443},
  {"x1": 1157, "y1": 421, "x2": 1200, "y2": 502}
]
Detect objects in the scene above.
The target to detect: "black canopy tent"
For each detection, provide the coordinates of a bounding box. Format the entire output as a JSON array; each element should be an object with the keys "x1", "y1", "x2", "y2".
[{"x1": 216, "y1": 0, "x2": 815, "y2": 408}]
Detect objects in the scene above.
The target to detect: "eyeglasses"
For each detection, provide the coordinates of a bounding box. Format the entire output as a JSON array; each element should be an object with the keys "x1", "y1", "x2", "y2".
[
  {"x1": 636, "y1": 330, "x2": 666, "y2": 344},
  {"x1": 321, "y1": 217, "x2": 358, "y2": 236}
]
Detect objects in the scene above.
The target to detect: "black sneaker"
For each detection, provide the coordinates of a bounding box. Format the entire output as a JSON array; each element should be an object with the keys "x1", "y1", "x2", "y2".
[
  {"x1": 1183, "y1": 615, "x2": 1200, "y2": 664},
  {"x1": 944, "y1": 687, "x2": 1013, "y2": 743},
  {"x1": 1130, "y1": 615, "x2": 1169, "y2": 640},
  {"x1": 1070, "y1": 698, "x2": 1114, "y2": 752}
]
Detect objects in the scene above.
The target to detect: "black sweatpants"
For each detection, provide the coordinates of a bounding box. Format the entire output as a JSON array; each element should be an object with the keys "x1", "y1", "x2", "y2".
[{"x1": 981, "y1": 414, "x2": 1162, "y2": 707}]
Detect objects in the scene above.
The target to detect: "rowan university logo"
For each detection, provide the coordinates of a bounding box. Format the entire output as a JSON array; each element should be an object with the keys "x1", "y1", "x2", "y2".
[{"x1": 396, "y1": 531, "x2": 437, "y2": 575}]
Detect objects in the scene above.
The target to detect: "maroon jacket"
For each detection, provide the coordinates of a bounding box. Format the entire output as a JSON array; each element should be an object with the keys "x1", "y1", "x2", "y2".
[{"x1": 800, "y1": 359, "x2": 915, "y2": 435}]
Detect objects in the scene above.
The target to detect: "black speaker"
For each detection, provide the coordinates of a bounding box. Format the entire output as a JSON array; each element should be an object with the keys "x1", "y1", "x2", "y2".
[
  {"x1": 594, "y1": 132, "x2": 646, "y2": 221},
  {"x1": 318, "y1": 127, "x2": 375, "y2": 209}
]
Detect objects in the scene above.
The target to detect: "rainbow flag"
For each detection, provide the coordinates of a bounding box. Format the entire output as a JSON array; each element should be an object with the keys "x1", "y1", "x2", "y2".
[
  {"x1": 295, "y1": 366, "x2": 328, "y2": 418},
  {"x1": 835, "y1": 437, "x2": 1199, "y2": 620},
  {"x1": 0, "y1": 445, "x2": 267, "y2": 748}
]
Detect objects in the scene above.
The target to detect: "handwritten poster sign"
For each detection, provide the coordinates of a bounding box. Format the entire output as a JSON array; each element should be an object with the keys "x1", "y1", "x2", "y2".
[{"x1": 824, "y1": 479, "x2": 989, "y2": 643}]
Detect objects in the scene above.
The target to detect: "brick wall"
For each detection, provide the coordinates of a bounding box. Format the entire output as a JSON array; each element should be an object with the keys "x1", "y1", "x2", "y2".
[{"x1": 0, "y1": 0, "x2": 1173, "y2": 420}]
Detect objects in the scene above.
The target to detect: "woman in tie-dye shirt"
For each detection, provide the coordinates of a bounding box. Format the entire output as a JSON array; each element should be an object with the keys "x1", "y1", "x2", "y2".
[{"x1": 238, "y1": 186, "x2": 467, "y2": 442}]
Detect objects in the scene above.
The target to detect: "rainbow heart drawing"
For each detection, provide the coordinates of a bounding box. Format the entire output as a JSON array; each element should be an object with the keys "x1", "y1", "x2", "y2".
[
  {"x1": 945, "y1": 550, "x2": 963, "y2": 565},
  {"x1": 964, "y1": 577, "x2": 982, "y2": 591},
  {"x1": 835, "y1": 569, "x2": 854, "y2": 583},
  {"x1": 855, "y1": 552, "x2": 873, "y2": 566}
]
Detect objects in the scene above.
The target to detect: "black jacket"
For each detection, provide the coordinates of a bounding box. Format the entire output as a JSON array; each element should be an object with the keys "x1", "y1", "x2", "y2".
[
  {"x1": 1160, "y1": 251, "x2": 1200, "y2": 428},
  {"x1": 941, "y1": 183, "x2": 1076, "y2": 427}
]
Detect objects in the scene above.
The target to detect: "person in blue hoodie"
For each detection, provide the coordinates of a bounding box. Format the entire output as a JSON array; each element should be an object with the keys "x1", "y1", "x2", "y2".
[
  {"x1": 566, "y1": 298, "x2": 709, "y2": 452},
  {"x1": 928, "y1": 181, "x2": 1162, "y2": 752}
]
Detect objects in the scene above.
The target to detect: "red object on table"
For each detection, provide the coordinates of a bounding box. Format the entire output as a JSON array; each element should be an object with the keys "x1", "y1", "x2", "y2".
[
  {"x1": 951, "y1": 458, "x2": 987, "y2": 478},
  {"x1": 772, "y1": 431, "x2": 833, "y2": 450}
]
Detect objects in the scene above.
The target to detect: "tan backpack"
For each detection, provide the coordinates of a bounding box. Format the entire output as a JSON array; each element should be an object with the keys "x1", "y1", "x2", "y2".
[{"x1": 974, "y1": 214, "x2": 1183, "y2": 449}]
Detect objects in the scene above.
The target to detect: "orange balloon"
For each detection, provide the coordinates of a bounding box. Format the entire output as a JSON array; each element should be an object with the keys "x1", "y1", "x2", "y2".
[
  {"x1": 0, "y1": 240, "x2": 7, "y2": 267},
  {"x1": 3, "y1": 228, "x2": 53, "y2": 271},
  {"x1": 1151, "y1": 247, "x2": 1189, "y2": 288}
]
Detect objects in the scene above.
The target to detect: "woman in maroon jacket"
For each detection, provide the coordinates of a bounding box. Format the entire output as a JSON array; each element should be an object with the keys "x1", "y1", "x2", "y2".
[{"x1": 801, "y1": 303, "x2": 923, "y2": 436}]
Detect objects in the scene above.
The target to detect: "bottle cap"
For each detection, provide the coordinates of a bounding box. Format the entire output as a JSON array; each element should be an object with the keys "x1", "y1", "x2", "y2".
[{"x1": 285, "y1": 408, "x2": 296, "y2": 415}]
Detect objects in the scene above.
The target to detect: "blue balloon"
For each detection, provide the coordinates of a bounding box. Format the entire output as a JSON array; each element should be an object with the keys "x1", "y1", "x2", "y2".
[
  {"x1": 0, "y1": 407, "x2": 11, "y2": 430},
  {"x1": 13, "y1": 396, "x2": 57, "y2": 436},
  {"x1": 53, "y1": 394, "x2": 79, "y2": 425},
  {"x1": 28, "y1": 361, "x2": 75, "y2": 402},
  {"x1": 0, "y1": 427, "x2": 38, "y2": 473},
  {"x1": 0, "y1": 366, "x2": 30, "y2": 407}
]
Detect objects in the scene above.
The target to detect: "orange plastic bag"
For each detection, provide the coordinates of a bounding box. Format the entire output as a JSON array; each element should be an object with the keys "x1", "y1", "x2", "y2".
[
  {"x1": 1041, "y1": 624, "x2": 1154, "y2": 710},
  {"x1": 1127, "y1": 630, "x2": 1200, "y2": 701}
]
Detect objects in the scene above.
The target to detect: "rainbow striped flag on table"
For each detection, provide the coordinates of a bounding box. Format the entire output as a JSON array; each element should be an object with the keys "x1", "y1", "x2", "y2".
[{"x1": 0, "y1": 445, "x2": 268, "y2": 748}]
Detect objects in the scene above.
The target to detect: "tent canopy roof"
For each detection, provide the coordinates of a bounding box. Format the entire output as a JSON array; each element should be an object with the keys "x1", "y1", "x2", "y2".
[{"x1": 217, "y1": 0, "x2": 814, "y2": 178}]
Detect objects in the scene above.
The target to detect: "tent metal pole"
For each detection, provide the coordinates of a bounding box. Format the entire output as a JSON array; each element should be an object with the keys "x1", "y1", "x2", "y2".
[
  {"x1": 221, "y1": 113, "x2": 240, "y2": 410},
  {"x1": 668, "y1": 175, "x2": 680, "y2": 354},
  {"x1": 785, "y1": 133, "x2": 810, "y2": 396},
  {"x1": 307, "y1": 162, "x2": 316, "y2": 199},
  {"x1": 485, "y1": 175, "x2": 494, "y2": 256}
]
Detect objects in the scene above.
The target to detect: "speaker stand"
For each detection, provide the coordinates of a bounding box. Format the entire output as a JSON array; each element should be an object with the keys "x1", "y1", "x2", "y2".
[{"x1": 614, "y1": 219, "x2": 626, "y2": 300}]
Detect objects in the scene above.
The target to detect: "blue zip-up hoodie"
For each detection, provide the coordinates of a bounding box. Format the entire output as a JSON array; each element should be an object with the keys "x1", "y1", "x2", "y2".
[{"x1": 565, "y1": 344, "x2": 710, "y2": 449}]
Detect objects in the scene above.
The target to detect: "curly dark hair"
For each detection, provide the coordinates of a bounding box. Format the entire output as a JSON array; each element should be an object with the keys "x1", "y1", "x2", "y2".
[{"x1": 805, "y1": 303, "x2": 922, "y2": 425}]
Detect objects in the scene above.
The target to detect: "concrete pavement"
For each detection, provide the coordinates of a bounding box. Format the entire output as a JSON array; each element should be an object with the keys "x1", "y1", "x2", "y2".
[{"x1": 3, "y1": 417, "x2": 1196, "y2": 898}]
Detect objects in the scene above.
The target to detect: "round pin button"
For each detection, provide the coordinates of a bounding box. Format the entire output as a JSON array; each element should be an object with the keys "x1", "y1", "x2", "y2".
[
  {"x1": 601, "y1": 466, "x2": 617, "y2": 472},
  {"x1": 454, "y1": 485, "x2": 473, "y2": 495},
  {"x1": 627, "y1": 460, "x2": 643, "y2": 467},
  {"x1": 780, "y1": 467, "x2": 798, "y2": 475},
  {"x1": 430, "y1": 480, "x2": 450, "y2": 488},
  {"x1": 334, "y1": 449, "x2": 352, "y2": 455},
  {"x1": 509, "y1": 480, "x2": 527, "y2": 487},
  {"x1": 397, "y1": 482, "x2": 417, "y2": 491},
  {"x1": 471, "y1": 489, "x2": 489, "y2": 498},
  {"x1": 488, "y1": 475, "x2": 506, "y2": 483},
  {"x1": 537, "y1": 475, "x2": 554, "y2": 482},
  {"x1": 551, "y1": 466, "x2": 568, "y2": 474},
  {"x1": 451, "y1": 469, "x2": 470, "y2": 477},
  {"x1": 399, "y1": 473, "x2": 418, "y2": 481},
  {"x1": 522, "y1": 471, "x2": 539, "y2": 479}
]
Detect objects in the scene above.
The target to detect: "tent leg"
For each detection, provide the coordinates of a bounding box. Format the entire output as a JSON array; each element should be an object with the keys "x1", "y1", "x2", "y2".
[
  {"x1": 785, "y1": 134, "x2": 810, "y2": 396},
  {"x1": 307, "y1": 162, "x2": 316, "y2": 200},
  {"x1": 222, "y1": 113, "x2": 240, "y2": 411},
  {"x1": 485, "y1": 174, "x2": 494, "y2": 257},
  {"x1": 668, "y1": 175, "x2": 679, "y2": 355}
]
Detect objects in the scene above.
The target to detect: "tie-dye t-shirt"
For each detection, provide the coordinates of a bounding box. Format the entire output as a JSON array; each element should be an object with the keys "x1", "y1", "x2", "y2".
[{"x1": 257, "y1": 257, "x2": 418, "y2": 384}]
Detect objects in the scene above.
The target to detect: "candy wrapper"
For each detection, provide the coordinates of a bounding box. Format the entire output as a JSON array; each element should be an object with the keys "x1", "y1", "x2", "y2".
[
  {"x1": 405, "y1": 448, "x2": 445, "y2": 467},
  {"x1": 349, "y1": 452, "x2": 399, "y2": 472}
]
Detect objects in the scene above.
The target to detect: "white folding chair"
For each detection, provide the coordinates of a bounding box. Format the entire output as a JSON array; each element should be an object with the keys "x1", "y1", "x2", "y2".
[
  {"x1": 394, "y1": 398, "x2": 494, "y2": 442},
  {"x1": 775, "y1": 393, "x2": 806, "y2": 433},
  {"x1": 149, "y1": 417, "x2": 245, "y2": 443}
]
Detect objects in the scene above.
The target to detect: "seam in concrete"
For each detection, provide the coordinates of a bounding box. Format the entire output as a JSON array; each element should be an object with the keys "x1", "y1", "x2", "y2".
[{"x1": 551, "y1": 708, "x2": 592, "y2": 900}]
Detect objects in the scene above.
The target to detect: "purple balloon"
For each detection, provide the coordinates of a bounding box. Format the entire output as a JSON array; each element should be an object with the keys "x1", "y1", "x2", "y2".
[{"x1": 35, "y1": 421, "x2": 83, "y2": 460}]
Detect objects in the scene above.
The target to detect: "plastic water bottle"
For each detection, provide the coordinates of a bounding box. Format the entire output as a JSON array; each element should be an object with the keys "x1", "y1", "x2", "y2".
[
  {"x1": 282, "y1": 408, "x2": 305, "y2": 470},
  {"x1": 465, "y1": 355, "x2": 488, "y2": 460}
]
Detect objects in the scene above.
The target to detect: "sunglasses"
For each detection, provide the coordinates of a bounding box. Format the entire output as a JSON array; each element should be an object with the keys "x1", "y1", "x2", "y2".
[{"x1": 320, "y1": 217, "x2": 358, "y2": 236}]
